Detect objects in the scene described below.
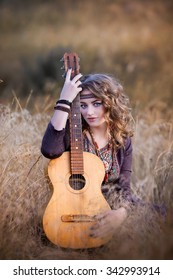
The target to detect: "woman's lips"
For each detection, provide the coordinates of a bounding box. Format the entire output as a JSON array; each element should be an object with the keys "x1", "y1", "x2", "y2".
[{"x1": 87, "y1": 118, "x2": 97, "y2": 122}]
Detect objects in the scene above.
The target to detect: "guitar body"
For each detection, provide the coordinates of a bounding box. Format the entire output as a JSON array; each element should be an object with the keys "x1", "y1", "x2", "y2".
[{"x1": 43, "y1": 151, "x2": 112, "y2": 249}]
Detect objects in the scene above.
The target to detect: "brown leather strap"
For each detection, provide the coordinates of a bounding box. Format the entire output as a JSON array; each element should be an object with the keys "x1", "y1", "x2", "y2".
[{"x1": 54, "y1": 105, "x2": 70, "y2": 113}]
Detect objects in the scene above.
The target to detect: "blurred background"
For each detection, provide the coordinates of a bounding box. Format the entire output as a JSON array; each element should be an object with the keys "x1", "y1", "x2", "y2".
[{"x1": 0, "y1": 0, "x2": 173, "y2": 109}]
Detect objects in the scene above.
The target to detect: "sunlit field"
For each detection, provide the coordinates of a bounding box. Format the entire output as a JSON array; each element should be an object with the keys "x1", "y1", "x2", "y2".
[{"x1": 0, "y1": 98, "x2": 172, "y2": 260}]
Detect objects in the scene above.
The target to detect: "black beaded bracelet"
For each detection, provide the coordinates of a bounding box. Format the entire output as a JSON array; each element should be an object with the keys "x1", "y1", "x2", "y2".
[
  {"x1": 56, "y1": 99, "x2": 72, "y2": 107},
  {"x1": 54, "y1": 105, "x2": 70, "y2": 114}
]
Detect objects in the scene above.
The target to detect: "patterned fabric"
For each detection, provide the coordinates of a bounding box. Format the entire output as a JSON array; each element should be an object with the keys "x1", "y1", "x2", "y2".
[{"x1": 82, "y1": 132, "x2": 120, "y2": 185}]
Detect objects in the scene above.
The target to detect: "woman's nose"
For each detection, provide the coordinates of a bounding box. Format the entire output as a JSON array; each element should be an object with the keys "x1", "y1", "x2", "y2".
[{"x1": 87, "y1": 105, "x2": 94, "y2": 115}]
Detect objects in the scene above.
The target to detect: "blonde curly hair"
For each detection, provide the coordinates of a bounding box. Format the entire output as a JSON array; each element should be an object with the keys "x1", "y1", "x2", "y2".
[{"x1": 81, "y1": 73, "x2": 134, "y2": 149}]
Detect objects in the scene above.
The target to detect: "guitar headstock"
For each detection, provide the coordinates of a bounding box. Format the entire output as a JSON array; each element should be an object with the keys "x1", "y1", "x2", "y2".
[{"x1": 61, "y1": 52, "x2": 80, "y2": 79}]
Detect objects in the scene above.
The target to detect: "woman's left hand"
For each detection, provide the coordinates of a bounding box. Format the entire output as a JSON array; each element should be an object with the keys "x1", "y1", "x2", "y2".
[{"x1": 89, "y1": 207, "x2": 127, "y2": 239}]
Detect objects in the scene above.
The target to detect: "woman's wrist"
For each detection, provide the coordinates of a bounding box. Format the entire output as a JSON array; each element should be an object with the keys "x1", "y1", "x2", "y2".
[
  {"x1": 56, "y1": 99, "x2": 72, "y2": 107},
  {"x1": 54, "y1": 98, "x2": 72, "y2": 114},
  {"x1": 54, "y1": 105, "x2": 70, "y2": 114}
]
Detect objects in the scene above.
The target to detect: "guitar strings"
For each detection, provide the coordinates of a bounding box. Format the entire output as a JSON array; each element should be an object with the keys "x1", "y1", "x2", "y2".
[
  {"x1": 75, "y1": 56, "x2": 80, "y2": 190},
  {"x1": 72, "y1": 102, "x2": 83, "y2": 190},
  {"x1": 69, "y1": 55, "x2": 84, "y2": 190},
  {"x1": 74, "y1": 55, "x2": 81, "y2": 191}
]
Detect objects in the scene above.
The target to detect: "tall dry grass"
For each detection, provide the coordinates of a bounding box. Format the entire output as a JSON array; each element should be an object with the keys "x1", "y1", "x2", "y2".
[{"x1": 0, "y1": 99, "x2": 173, "y2": 260}]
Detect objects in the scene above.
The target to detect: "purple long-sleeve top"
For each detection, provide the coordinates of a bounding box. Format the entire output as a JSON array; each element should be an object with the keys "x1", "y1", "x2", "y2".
[{"x1": 41, "y1": 120, "x2": 133, "y2": 202}]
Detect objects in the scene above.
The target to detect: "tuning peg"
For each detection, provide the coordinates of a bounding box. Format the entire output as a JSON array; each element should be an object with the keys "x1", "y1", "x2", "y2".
[
  {"x1": 60, "y1": 57, "x2": 64, "y2": 62},
  {"x1": 61, "y1": 65, "x2": 65, "y2": 70},
  {"x1": 62, "y1": 73, "x2": 66, "y2": 78}
]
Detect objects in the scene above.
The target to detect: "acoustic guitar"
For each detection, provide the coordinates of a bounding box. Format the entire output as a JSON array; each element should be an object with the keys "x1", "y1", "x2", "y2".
[{"x1": 43, "y1": 52, "x2": 112, "y2": 249}]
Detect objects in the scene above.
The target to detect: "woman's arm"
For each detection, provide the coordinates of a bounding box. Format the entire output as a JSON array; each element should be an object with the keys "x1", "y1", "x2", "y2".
[
  {"x1": 116, "y1": 138, "x2": 133, "y2": 202},
  {"x1": 51, "y1": 68, "x2": 82, "y2": 130},
  {"x1": 41, "y1": 68, "x2": 82, "y2": 159},
  {"x1": 41, "y1": 121, "x2": 70, "y2": 159}
]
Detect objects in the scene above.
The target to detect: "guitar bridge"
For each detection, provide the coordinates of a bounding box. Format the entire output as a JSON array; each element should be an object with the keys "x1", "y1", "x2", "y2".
[{"x1": 61, "y1": 214, "x2": 96, "y2": 223}]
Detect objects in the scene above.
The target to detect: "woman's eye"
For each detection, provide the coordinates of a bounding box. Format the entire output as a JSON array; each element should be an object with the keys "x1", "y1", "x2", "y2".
[
  {"x1": 94, "y1": 102, "x2": 102, "y2": 107},
  {"x1": 80, "y1": 104, "x2": 87, "y2": 109}
]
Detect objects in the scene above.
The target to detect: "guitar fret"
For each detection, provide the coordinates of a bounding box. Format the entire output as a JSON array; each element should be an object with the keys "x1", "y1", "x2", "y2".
[
  {"x1": 71, "y1": 166, "x2": 84, "y2": 169},
  {"x1": 71, "y1": 147, "x2": 82, "y2": 150},
  {"x1": 71, "y1": 168, "x2": 84, "y2": 170},
  {"x1": 72, "y1": 158, "x2": 83, "y2": 161},
  {"x1": 71, "y1": 135, "x2": 82, "y2": 139},
  {"x1": 70, "y1": 155, "x2": 83, "y2": 158},
  {"x1": 71, "y1": 161, "x2": 83, "y2": 163},
  {"x1": 70, "y1": 120, "x2": 81, "y2": 123},
  {"x1": 70, "y1": 154, "x2": 83, "y2": 156},
  {"x1": 71, "y1": 160, "x2": 83, "y2": 162},
  {"x1": 71, "y1": 150, "x2": 83, "y2": 153},
  {"x1": 71, "y1": 163, "x2": 83, "y2": 165},
  {"x1": 71, "y1": 165, "x2": 83, "y2": 167},
  {"x1": 71, "y1": 162, "x2": 83, "y2": 164}
]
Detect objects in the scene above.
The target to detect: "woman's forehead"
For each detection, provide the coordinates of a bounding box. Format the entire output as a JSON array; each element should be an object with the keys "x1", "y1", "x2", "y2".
[{"x1": 80, "y1": 89, "x2": 99, "y2": 100}]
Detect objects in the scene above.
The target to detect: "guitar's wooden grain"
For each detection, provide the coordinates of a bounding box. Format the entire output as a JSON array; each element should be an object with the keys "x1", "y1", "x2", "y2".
[{"x1": 43, "y1": 151, "x2": 112, "y2": 248}]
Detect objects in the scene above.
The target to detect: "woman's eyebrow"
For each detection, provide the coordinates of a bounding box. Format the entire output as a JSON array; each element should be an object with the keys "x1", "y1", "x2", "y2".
[
  {"x1": 80, "y1": 99, "x2": 101, "y2": 104},
  {"x1": 82, "y1": 99, "x2": 100, "y2": 102},
  {"x1": 91, "y1": 99, "x2": 102, "y2": 103}
]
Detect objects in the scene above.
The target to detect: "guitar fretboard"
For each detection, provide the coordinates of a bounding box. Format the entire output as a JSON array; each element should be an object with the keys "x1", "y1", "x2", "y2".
[
  {"x1": 63, "y1": 52, "x2": 84, "y2": 175},
  {"x1": 70, "y1": 94, "x2": 84, "y2": 174}
]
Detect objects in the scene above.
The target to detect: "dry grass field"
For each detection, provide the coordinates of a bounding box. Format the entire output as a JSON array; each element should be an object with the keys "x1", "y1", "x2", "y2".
[
  {"x1": 0, "y1": 98, "x2": 172, "y2": 260},
  {"x1": 0, "y1": 0, "x2": 173, "y2": 260}
]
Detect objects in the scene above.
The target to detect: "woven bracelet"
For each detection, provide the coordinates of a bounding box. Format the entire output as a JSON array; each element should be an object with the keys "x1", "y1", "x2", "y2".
[
  {"x1": 56, "y1": 99, "x2": 72, "y2": 107},
  {"x1": 54, "y1": 105, "x2": 70, "y2": 114}
]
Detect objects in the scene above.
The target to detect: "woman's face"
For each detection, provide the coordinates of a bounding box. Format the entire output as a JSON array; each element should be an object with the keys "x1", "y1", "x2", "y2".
[{"x1": 80, "y1": 90, "x2": 106, "y2": 129}]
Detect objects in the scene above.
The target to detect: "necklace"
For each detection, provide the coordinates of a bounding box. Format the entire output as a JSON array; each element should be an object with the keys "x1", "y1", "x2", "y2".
[{"x1": 87, "y1": 128, "x2": 114, "y2": 183}]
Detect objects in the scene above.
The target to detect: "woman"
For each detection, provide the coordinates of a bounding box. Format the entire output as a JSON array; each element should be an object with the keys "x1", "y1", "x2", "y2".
[{"x1": 41, "y1": 68, "x2": 135, "y2": 239}]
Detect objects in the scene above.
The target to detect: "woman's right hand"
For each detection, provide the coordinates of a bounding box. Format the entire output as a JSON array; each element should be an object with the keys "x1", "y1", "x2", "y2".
[{"x1": 59, "y1": 68, "x2": 83, "y2": 102}]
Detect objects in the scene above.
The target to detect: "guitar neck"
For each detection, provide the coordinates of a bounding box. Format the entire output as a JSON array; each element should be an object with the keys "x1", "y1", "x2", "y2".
[
  {"x1": 62, "y1": 52, "x2": 84, "y2": 175},
  {"x1": 70, "y1": 93, "x2": 84, "y2": 175}
]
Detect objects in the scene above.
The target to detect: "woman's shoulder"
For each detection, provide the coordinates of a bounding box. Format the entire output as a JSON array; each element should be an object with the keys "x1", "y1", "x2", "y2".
[
  {"x1": 116, "y1": 137, "x2": 132, "y2": 158},
  {"x1": 124, "y1": 137, "x2": 132, "y2": 152},
  {"x1": 117, "y1": 137, "x2": 132, "y2": 152},
  {"x1": 116, "y1": 137, "x2": 133, "y2": 170}
]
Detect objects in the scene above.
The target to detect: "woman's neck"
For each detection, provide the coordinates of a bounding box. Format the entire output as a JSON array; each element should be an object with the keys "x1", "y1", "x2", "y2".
[
  {"x1": 88, "y1": 124, "x2": 110, "y2": 149},
  {"x1": 89, "y1": 121, "x2": 108, "y2": 136}
]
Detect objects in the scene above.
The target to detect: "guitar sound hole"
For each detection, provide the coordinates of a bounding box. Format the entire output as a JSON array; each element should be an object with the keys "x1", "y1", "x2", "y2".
[{"x1": 69, "y1": 174, "x2": 86, "y2": 190}]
